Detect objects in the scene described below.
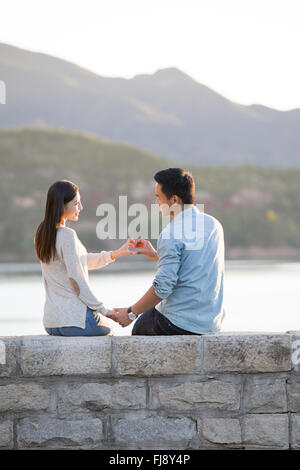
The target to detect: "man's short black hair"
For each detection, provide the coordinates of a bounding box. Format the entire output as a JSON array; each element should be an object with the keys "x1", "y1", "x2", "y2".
[{"x1": 154, "y1": 168, "x2": 195, "y2": 204}]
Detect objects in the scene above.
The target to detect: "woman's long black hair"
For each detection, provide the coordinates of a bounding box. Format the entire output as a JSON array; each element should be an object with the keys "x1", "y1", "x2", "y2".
[{"x1": 34, "y1": 180, "x2": 78, "y2": 263}]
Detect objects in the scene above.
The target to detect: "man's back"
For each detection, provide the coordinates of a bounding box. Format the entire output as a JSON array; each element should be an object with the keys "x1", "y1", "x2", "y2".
[{"x1": 153, "y1": 206, "x2": 225, "y2": 334}]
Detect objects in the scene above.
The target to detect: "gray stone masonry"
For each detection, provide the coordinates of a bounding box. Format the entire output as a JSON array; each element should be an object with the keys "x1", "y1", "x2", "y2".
[{"x1": 0, "y1": 331, "x2": 299, "y2": 449}]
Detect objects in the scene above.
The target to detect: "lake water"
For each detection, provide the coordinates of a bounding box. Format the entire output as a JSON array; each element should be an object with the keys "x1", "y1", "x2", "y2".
[{"x1": 0, "y1": 261, "x2": 299, "y2": 336}]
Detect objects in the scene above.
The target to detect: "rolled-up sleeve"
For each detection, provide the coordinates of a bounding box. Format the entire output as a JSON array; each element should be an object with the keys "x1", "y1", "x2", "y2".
[
  {"x1": 152, "y1": 236, "x2": 182, "y2": 299},
  {"x1": 60, "y1": 229, "x2": 109, "y2": 315}
]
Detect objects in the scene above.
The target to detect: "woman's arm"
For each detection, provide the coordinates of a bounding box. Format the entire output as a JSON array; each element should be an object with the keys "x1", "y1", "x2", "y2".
[
  {"x1": 86, "y1": 251, "x2": 114, "y2": 270},
  {"x1": 87, "y1": 238, "x2": 137, "y2": 270}
]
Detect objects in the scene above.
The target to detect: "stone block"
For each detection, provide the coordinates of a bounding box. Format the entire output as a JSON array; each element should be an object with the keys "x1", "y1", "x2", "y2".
[
  {"x1": 289, "y1": 332, "x2": 300, "y2": 372},
  {"x1": 291, "y1": 414, "x2": 300, "y2": 449},
  {"x1": 287, "y1": 380, "x2": 300, "y2": 412},
  {"x1": 203, "y1": 333, "x2": 291, "y2": 372},
  {"x1": 111, "y1": 414, "x2": 196, "y2": 445},
  {"x1": 17, "y1": 417, "x2": 103, "y2": 448},
  {"x1": 0, "y1": 337, "x2": 19, "y2": 377},
  {"x1": 57, "y1": 380, "x2": 146, "y2": 412},
  {"x1": 20, "y1": 335, "x2": 111, "y2": 376},
  {"x1": 0, "y1": 420, "x2": 14, "y2": 449},
  {"x1": 198, "y1": 418, "x2": 242, "y2": 446},
  {"x1": 113, "y1": 336, "x2": 202, "y2": 376},
  {"x1": 150, "y1": 379, "x2": 240, "y2": 410},
  {"x1": 243, "y1": 414, "x2": 289, "y2": 449},
  {"x1": 0, "y1": 383, "x2": 51, "y2": 411},
  {"x1": 243, "y1": 377, "x2": 287, "y2": 413}
]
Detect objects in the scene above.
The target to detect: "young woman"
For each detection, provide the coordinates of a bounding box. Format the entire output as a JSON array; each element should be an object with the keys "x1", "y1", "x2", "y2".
[{"x1": 34, "y1": 180, "x2": 135, "y2": 336}]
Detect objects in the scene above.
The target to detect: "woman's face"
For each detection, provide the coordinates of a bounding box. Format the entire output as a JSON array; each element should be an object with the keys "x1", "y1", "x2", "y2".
[{"x1": 63, "y1": 192, "x2": 83, "y2": 222}]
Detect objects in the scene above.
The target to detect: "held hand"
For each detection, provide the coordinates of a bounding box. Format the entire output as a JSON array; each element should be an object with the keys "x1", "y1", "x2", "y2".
[
  {"x1": 105, "y1": 309, "x2": 118, "y2": 319},
  {"x1": 112, "y1": 238, "x2": 137, "y2": 259},
  {"x1": 110, "y1": 307, "x2": 133, "y2": 327},
  {"x1": 131, "y1": 239, "x2": 158, "y2": 261}
]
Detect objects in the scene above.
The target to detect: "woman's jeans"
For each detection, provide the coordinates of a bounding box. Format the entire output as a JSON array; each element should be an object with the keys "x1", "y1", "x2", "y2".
[
  {"x1": 45, "y1": 307, "x2": 112, "y2": 336},
  {"x1": 132, "y1": 307, "x2": 200, "y2": 336}
]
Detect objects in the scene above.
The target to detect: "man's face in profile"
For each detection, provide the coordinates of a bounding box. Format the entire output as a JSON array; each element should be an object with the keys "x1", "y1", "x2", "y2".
[
  {"x1": 155, "y1": 183, "x2": 171, "y2": 216},
  {"x1": 155, "y1": 183, "x2": 181, "y2": 217}
]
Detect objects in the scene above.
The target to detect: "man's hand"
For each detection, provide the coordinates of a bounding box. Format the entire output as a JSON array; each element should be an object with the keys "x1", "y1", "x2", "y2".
[
  {"x1": 130, "y1": 238, "x2": 158, "y2": 261},
  {"x1": 111, "y1": 238, "x2": 137, "y2": 260},
  {"x1": 110, "y1": 308, "x2": 133, "y2": 327},
  {"x1": 105, "y1": 309, "x2": 118, "y2": 319}
]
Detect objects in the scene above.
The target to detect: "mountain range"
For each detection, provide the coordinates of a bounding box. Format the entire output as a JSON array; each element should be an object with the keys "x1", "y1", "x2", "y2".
[
  {"x1": 1, "y1": 42, "x2": 300, "y2": 167},
  {"x1": 0, "y1": 44, "x2": 300, "y2": 167}
]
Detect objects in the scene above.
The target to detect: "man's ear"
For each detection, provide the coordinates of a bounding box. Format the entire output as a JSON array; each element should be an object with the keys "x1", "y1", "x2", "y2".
[{"x1": 172, "y1": 195, "x2": 182, "y2": 206}]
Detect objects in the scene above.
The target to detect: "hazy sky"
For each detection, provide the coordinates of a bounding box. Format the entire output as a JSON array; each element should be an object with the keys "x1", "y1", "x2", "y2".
[{"x1": 1, "y1": 0, "x2": 299, "y2": 110}]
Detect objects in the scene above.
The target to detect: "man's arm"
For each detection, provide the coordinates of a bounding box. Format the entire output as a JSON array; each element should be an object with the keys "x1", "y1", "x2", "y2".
[
  {"x1": 111, "y1": 236, "x2": 182, "y2": 327},
  {"x1": 131, "y1": 285, "x2": 162, "y2": 314},
  {"x1": 111, "y1": 285, "x2": 161, "y2": 327}
]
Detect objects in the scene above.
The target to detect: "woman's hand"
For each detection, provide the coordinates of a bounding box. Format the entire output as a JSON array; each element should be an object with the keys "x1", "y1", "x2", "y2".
[
  {"x1": 109, "y1": 308, "x2": 132, "y2": 327},
  {"x1": 132, "y1": 238, "x2": 159, "y2": 261},
  {"x1": 111, "y1": 238, "x2": 137, "y2": 260}
]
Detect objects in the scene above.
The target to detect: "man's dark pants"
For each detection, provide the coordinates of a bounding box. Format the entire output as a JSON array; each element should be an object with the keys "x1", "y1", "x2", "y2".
[{"x1": 132, "y1": 307, "x2": 200, "y2": 336}]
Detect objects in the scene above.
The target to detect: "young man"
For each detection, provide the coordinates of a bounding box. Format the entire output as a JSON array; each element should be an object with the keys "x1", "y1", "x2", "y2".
[{"x1": 111, "y1": 168, "x2": 225, "y2": 335}]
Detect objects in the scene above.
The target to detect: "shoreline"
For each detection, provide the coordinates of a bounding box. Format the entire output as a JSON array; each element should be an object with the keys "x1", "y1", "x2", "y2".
[{"x1": 1, "y1": 257, "x2": 300, "y2": 276}]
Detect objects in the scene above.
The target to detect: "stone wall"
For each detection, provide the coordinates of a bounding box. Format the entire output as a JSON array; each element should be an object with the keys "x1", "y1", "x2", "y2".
[{"x1": 0, "y1": 332, "x2": 300, "y2": 449}]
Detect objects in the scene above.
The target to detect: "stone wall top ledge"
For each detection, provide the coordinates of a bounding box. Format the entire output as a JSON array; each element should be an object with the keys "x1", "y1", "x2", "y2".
[
  {"x1": 19, "y1": 335, "x2": 112, "y2": 377},
  {"x1": 203, "y1": 332, "x2": 291, "y2": 373},
  {"x1": 0, "y1": 332, "x2": 295, "y2": 377}
]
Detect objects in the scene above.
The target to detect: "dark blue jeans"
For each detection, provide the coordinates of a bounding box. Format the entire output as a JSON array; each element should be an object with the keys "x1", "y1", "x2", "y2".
[
  {"x1": 45, "y1": 307, "x2": 112, "y2": 336},
  {"x1": 132, "y1": 307, "x2": 200, "y2": 336}
]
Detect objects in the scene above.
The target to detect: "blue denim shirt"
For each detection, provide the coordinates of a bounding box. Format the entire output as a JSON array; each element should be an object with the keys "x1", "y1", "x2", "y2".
[{"x1": 152, "y1": 206, "x2": 225, "y2": 334}]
